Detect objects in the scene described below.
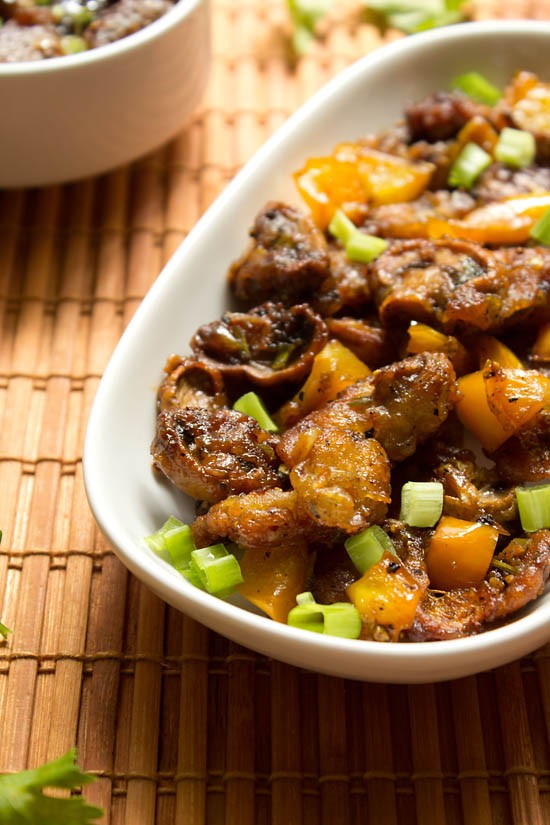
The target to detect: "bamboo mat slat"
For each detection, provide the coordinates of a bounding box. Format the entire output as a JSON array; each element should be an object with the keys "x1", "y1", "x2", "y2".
[{"x1": 0, "y1": 2, "x2": 549, "y2": 824}]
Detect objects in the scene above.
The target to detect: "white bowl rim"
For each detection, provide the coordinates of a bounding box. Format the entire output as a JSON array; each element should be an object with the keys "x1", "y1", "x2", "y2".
[
  {"x1": 0, "y1": 0, "x2": 203, "y2": 75},
  {"x1": 84, "y1": 19, "x2": 550, "y2": 679}
]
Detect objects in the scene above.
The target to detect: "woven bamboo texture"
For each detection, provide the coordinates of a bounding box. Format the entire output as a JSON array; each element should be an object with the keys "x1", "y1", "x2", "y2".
[{"x1": 0, "y1": 1, "x2": 549, "y2": 823}]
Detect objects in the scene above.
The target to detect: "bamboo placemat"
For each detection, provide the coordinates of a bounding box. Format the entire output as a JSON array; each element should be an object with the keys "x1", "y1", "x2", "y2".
[{"x1": 0, "y1": 1, "x2": 549, "y2": 823}]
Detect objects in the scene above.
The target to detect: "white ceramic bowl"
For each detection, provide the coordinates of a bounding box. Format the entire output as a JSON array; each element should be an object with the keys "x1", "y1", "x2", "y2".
[
  {"x1": 0, "y1": 0, "x2": 209, "y2": 188},
  {"x1": 84, "y1": 21, "x2": 550, "y2": 684}
]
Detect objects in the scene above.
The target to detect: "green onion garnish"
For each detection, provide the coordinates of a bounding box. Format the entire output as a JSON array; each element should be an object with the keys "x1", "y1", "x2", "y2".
[
  {"x1": 144, "y1": 515, "x2": 186, "y2": 555},
  {"x1": 452, "y1": 71, "x2": 501, "y2": 106},
  {"x1": 328, "y1": 208, "x2": 388, "y2": 263},
  {"x1": 448, "y1": 142, "x2": 492, "y2": 189},
  {"x1": 530, "y1": 208, "x2": 550, "y2": 245},
  {"x1": 344, "y1": 525, "x2": 395, "y2": 574},
  {"x1": 345, "y1": 232, "x2": 388, "y2": 264},
  {"x1": 328, "y1": 209, "x2": 357, "y2": 245},
  {"x1": 164, "y1": 524, "x2": 196, "y2": 571},
  {"x1": 189, "y1": 544, "x2": 244, "y2": 597},
  {"x1": 0, "y1": 620, "x2": 11, "y2": 639},
  {"x1": 287, "y1": 593, "x2": 362, "y2": 639},
  {"x1": 233, "y1": 391, "x2": 279, "y2": 432},
  {"x1": 400, "y1": 481, "x2": 444, "y2": 528},
  {"x1": 494, "y1": 127, "x2": 536, "y2": 169},
  {"x1": 515, "y1": 483, "x2": 550, "y2": 532}
]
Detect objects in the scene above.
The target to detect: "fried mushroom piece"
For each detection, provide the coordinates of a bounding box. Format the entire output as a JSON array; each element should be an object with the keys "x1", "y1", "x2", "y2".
[
  {"x1": 157, "y1": 355, "x2": 227, "y2": 412},
  {"x1": 309, "y1": 545, "x2": 358, "y2": 605},
  {"x1": 405, "y1": 530, "x2": 550, "y2": 641},
  {"x1": 278, "y1": 352, "x2": 457, "y2": 468},
  {"x1": 339, "y1": 352, "x2": 457, "y2": 463},
  {"x1": 492, "y1": 408, "x2": 550, "y2": 484},
  {"x1": 84, "y1": 0, "x2": 173, "y2": 48},
  {"x1": 288, "y1": 430, "x2": 391, "y2": 533},
  {"x1": 190, "y1": 302, "x2": 328, "y2": 390},
  {"x1": 370, "y1": 239, "x2": 550, "y2": 334},
  {"x1": 0, "y1": 20, "x2": 62, "y2": 61},
  {"x1": 190, "y1": 488, "x2": 339, "y2": 551},
  {"x1": 369, "y1": 238, "x2": 497, "y2": 330},
  {"x1": 151, "y1": 407, "x2": 282, "y2": 504},
  {"x1": 405, "y1": 91, "x2": 489, "y2": 143},
  {"x1": 473, "y1": 163, "x2": 550, "y2": 202},
  {"x1": 325, "y1": 316, "x2": 398, "y2": 369},
  {"x1": 228, "y1": 202, "x2": 330, "y2": 307}
]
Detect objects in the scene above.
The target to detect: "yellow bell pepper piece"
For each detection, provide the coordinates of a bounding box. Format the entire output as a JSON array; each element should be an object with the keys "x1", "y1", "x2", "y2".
[
  {"x1": 293, "y1": 157, "x2": 367, "y2": 229},
  {"x1": 347, "y1": 552, "x2": 424, "y2": 641},
  {"x1": 426, "y1": 516, "x2": 499, "y2": 590},
  {"x1": 532, "y1": 322, "x2": 550, "y2": 362},
  {"x1": 475, "y1": 335, "x2": 523, "y2": 369},
  {"x1": 238, "y1": 544, "x2": 311, "y2": 623},
  {"x1": 277, "y1": 339, "x2": 371, "y2": 428},
  {"x1": 406, "y1": 322, "x2": 470, "y2": 374}
]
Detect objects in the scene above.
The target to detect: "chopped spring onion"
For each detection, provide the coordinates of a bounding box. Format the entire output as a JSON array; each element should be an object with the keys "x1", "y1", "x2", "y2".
[
  {"x1": 0, "y1": 620, "x2": 11, "y2": 638},
  {"x1": 164, "y1": 524, "x2": 196, "y2": 571},
  {"x1": 494, "y1": 127, "x2": 535, "y2": 169},
  {"x1": 328, "y1": 208, "x2": 388, "y2": 264},
  {"x1": 448, "y1": 142, "x2": 492, "y2": 189},
  {"x1": 530, "y1": 208, "x2": 550, "y2": 245},
  {"x1": 288, "y1": 593, "x2": 362, "y2": 638},
  {"x1": 328, "y1": 209, "x2": 358, "y2": 245},
  {"x1": 189, "y1": 544, "x2": 244, "y2": 597},
  {"x1": 345, "y1": 232, "x2": 388, "y2": 264},
  {"x1": 233, "y1": 391, "x2": 279, "y2": 432},
  {"x1": 144, "y1": 515, "x2": 186, "y2": 555},
  {"x1": 344, "y1": 525, "x2": 396, "y2": 574},
  {"x1": 515, "y1": 483, "x2": 550, "y2": 532},
  {"x1": 400, "y1": 481, "x2": 444, "y2": 528},
  {"x1": 452, "y1": 71, "x2": 501, "y2": 106}
]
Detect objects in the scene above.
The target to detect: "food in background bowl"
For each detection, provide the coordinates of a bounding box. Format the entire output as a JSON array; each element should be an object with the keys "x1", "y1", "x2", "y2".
[
  {"x1": 0, "y1": 0, "x2": 209, "y2": 186},
  {"x1": 83, "y1": 22, "x2": 550, "y2": 683},
  {"x1": 148, "y1": 68, "x2": 550, "y2": 645},
  {"x1": 0, "y1": 0, "x2": 176, "y2": 61}
]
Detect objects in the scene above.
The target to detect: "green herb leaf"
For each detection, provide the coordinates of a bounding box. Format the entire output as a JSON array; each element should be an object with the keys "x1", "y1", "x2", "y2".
[
  {"x1": 286, "y1": 0, "x2": 333, "y2": 55},
  {"x1": 0, "y1": 749, "x2": 103, "y2": 824},
  {"x1": 365, "y1": 0, "x2": 466, "y2": 33}
]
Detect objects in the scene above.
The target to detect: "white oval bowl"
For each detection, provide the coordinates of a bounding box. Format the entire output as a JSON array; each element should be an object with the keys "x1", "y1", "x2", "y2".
[
  {"x1": 84, "y1": 21, "x2": 550, "y2": 684},
  {"x1": 0, "y1": 0, "x2": 209, "y2": 187}
]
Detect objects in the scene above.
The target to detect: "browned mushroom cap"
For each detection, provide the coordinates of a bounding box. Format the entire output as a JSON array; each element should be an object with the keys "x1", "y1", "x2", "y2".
[
  {"x1": 190, "y1": 302, "x2": 328, "y2": 389},
  {"x1": 369, "y1": 237, "x2": 499, "y2": 332},
  {"x1": 157, "y1": 355, "x2": 227, "y2": 412},
  {"x1": 151, "y1": 407, "x2": 283, "y2": 504},
  {"x1": 405, "y1": 91, "x2": 490, "y2": 143},
  {"x1": 325, "y1": 316, "x2": 398, "y2": 369},
  {"x1": 228, "y1": 201, "x2": 330, "y2": 307}
]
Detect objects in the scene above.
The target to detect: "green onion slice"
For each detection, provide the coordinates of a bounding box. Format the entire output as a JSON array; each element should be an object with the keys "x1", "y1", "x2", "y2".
[
  {"x1": 164, "y1": 524, "x2": 196, "y2": 571},
  {"x1": 515, "y1": 483, "x2": 550, "y2": 532},
  {"x1": 400, "y1": 481, "x2": 444, "y2": 528},
  {"x1": 328, "y1": 209, "x2": 357, "y2": 245},
  {"x1": 530, "y1": 208, "x2": 550, "y2": 245},
  {"x1": 345, "y1": 232, "x2": 388, "y2": 264},
  {"x1": 344, "y1": 525, "x2": 395, "y2": 574},
  {"x1": 448, "y1": 142, "x2": 492, "y2": 189},
  {"x1": 189, "y1": 544, "x2": 243, "y2": 597},
  {"x1": 494, "y1": 127, "x2": 535, "y2": 169},
  {"x1": 288, "y1": 594, "x2": 362, "y2": 639},
  {"x1": 0, "y1": 621, "x2": 11, "y2": 638},
  {"x1": 452, "y1": 71, "x2": 501, "y2": 106},
  {"x1": 144, "y1": 515, "x2": 186, "y2": 554},
  {"x1": 233, "y1": 391, "x2": 279, "y2": 432}
]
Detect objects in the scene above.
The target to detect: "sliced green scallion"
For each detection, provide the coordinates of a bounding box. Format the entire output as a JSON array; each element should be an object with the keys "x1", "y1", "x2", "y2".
[
  {"x1": 530, "y1": 208, "x2": 550, "y2": 245},
  {"x1": 448, "y1": 142, "x2": 492, "y2": 189},
  {"x1": 345, "y1": 232, "x2": 388, "y2": 263},
  {"x1": 328, "y1": 209, "x2": 358, "y2": 245},
  {"x1": 0, "y1": 620, "x2": 11, "y2": 639},
  {"x1": 164, "y1": 523, "x2": 196, "y2": 572},
  {"x1": 189, "y1": 544, "x2": 243, "y2": 597},
  {"x1": 287, "y1": 593, "x2": 362, "y2": 639},
  {"x1": 344, "y1": 525, "x2": 395, "y2": 574},
  {"x1": 494, "y1": 127, "x2": 535, "y2": 169},
  {"x1": 144, "y1": 515, "x2": 186, "y2": 555},
  {"x1": 400, "y1": 481, "x2": 444, "y2": 528},
  {"x1": 452, "y1": 71, "x2": 501, "y2": 106},
  {"x1": 515, "y1": 483, "x2": 550, "y2": 532},
  {"x1": 233, "y1": 391, "x2": 279, "y2": 432}
]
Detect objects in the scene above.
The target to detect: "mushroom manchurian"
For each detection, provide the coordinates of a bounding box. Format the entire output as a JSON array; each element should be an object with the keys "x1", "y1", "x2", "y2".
[{"x1": 151, "y1": 70, "x2": 550, "y2": 642}]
